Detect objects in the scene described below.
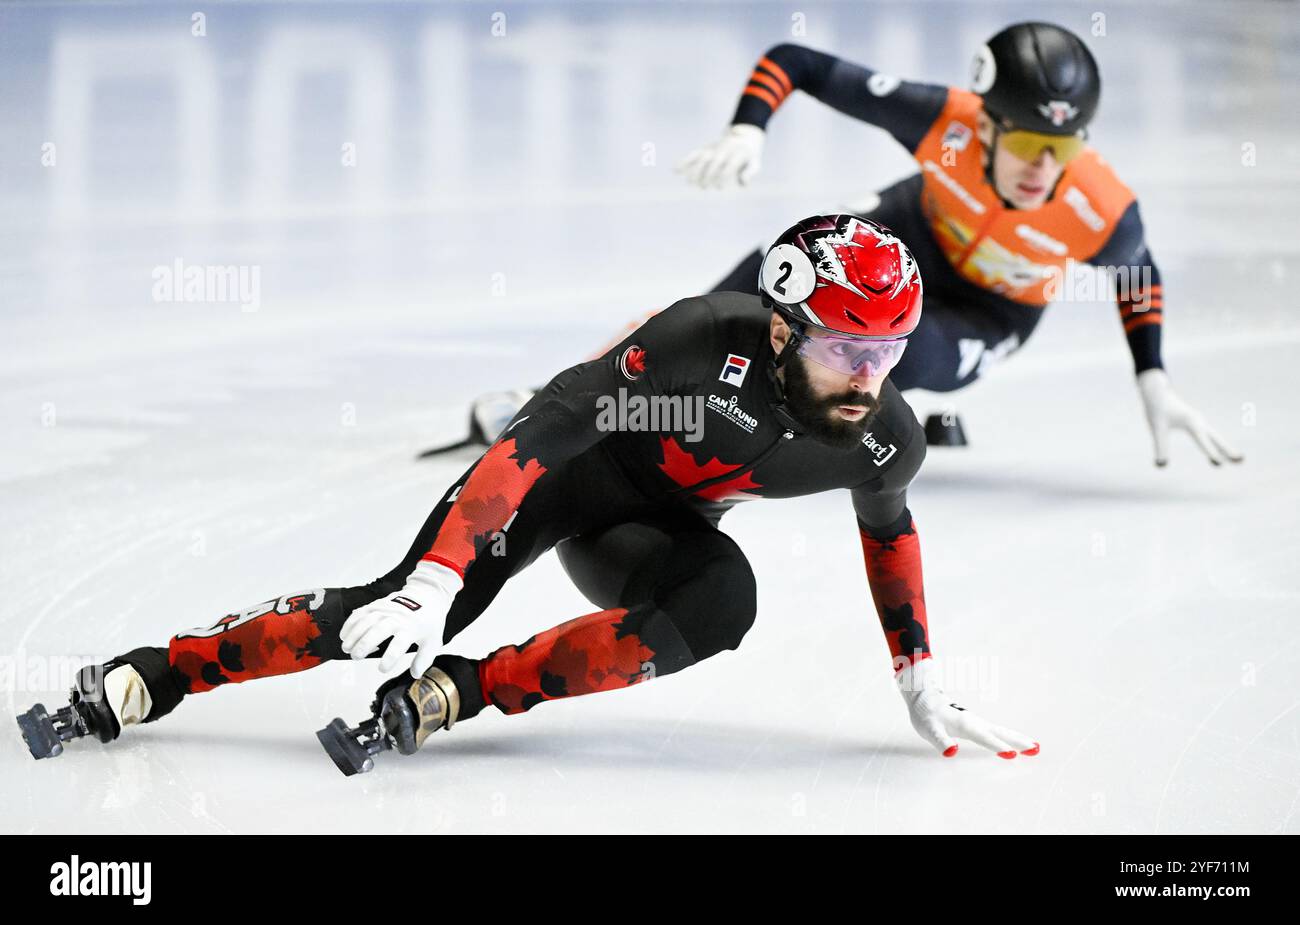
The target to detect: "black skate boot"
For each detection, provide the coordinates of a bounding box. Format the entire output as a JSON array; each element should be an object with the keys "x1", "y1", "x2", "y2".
[
  {"x1": 317, "y1": 665, "x2": 461, "y2": 776},
  {"x1": 16, "y1": 647, "x2": 174, "y2": 760},
  {"x1": 415, "y1": 389, "x2": 535, "y2": 459},
  {"x1": 18, "y1": 664, "x2": 125, "y2": 759},
  {"x1": 924, "y1": 411, "x2": 968, "y2": 447}
]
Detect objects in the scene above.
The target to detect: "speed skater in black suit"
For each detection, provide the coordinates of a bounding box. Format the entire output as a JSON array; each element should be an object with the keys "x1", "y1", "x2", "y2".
[{"x1": 19, "y1": 215, "x2": 1038, "y2": 775}]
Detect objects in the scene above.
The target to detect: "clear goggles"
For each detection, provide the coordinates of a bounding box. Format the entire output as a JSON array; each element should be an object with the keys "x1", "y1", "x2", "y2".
[
  {"x1": 996, "y1": 123, "x2": 1088, "y2": 165},
  {"x1": 796, "y1": 330, "x2": 908, "y2": 377}
]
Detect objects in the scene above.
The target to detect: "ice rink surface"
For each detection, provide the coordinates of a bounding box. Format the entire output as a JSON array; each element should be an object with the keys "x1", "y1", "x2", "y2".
[{"x1": 2, "y1": 0, "x2": 1298, "y2": 833}]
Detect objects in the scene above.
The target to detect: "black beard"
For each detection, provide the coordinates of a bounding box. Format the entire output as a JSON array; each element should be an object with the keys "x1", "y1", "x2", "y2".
[{"x1": 780, "y1": 353, "x2": 882, "y2": 449}]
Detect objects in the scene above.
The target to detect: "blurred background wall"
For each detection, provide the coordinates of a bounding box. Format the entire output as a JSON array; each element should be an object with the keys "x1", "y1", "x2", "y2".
[{"x1": 1, "y1": 1, "x2": 1295, "y2": 354}]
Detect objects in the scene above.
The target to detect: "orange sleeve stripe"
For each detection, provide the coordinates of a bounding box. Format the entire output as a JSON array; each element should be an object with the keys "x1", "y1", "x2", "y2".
[
  {"x1": 1124, "y1": 314, "x2": 1164, "y2": 332},
  {"x1": 1120, "y1": 301, "x2": 1164, "y2": 314},
  {"x1": 748, "y1": 70, "x2": 788, "y2": 100},
  {"x1": 743, "y1": 85, "x2": 781, "y2": 110},
  {"x1": 758, "y1": 56, "x2": 793, "y2": 94}
]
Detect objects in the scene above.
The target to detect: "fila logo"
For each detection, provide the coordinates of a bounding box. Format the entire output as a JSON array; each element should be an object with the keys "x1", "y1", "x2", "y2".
[
  {"x1": 719, "y1": 354, "x2": 750, "y2": 387},
  {"x1": 861, "y1": 431, "x2": 898, "y2": 467}
]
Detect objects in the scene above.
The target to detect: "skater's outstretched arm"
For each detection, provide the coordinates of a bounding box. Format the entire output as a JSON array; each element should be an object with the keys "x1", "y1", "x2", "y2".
[
  {"x1": 850, "y1": 431, "x2": 1038, "y2": 760},
  {"x1": 343, "y1": 298, "x2": 718, "y2": 674},
  {"x1": 850, "y1": 428, "x2": 929, "y2": 671},
  {"x1": 730, "y1": 43, "x2": 948, "y2": 151},
  {"x1": 678, "y1": 43, "x2": 947, "y2": 189},
  {"x1": 1087, "y1": 200, "x2": 1243, "y2": 467},
  {"x1": 1088, "y1": 200, "x2": 1166, "y2": 376}
]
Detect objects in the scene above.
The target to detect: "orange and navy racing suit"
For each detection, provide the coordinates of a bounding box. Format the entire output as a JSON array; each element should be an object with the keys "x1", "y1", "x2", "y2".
[{"x1": 709, "y1": 43, "x2": 1164, "y2": 392}]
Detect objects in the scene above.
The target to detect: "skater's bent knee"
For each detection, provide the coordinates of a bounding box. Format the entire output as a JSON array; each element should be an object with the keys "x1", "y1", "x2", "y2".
[{"x1": 660, "y1": 551, "x2": 757, "y2": 660}]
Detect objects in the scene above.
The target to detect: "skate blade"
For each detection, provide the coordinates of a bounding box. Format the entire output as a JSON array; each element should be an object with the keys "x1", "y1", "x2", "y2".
[
  {"x1": 16, "y1": 704, "x2": 64, "y2": 760},
  {"x1": 414, "y1": 436, "x2": 482, "y2": 460},
  {"x1": 316, "y1": 718, "x2": 374, "y2": 776}
]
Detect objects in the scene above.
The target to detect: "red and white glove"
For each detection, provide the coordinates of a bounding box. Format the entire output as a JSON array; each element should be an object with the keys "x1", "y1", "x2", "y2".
[
  {"x1": 895, "y1": 659, "x2": 1039, "y2": 759},
  {"x1": 1137, "y1": 369, "x2": 1244, "y2": 467},
  {"x1": 676, "y1": 124, "x2": 765, "y2": 189},
  {"x1": 340, "y1": 561, "x2": 463, "y2": 678}
]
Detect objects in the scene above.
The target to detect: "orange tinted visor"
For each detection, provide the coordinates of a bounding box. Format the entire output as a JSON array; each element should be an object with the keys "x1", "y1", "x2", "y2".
[{"x1": 998, "y1": 128, "x2": 1088, "y2": 164}]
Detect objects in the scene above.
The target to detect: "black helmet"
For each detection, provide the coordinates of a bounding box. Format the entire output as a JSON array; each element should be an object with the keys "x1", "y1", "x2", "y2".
[{"x1": 971, "y1": 22, "x2": 1100, "y2": 136}]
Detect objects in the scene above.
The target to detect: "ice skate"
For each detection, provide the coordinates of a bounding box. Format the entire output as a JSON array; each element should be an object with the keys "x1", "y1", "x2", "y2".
[
  {"x1": 316, "y1": 665, "x2": 461, "y2": 776},
  {"x1": 16, "y1": 659, "x2": 153, "y2": 760},
  {"x1": 415, "y1": 389, "x2": 535, "y2": 459},
  {"x1": 924, "y1": 411, "x2": 968, "y2": 446}
]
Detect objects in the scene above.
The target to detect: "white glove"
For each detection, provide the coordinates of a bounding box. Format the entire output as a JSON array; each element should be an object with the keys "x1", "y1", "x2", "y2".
[
  {"x1": 676, "y1": 124, "x2": 765, "y2": 189},
  {"x1": 1137, "y1": 369, "x2": 1244, "y2": 467},
  {"x1": 895, "y1": 659, "x2": 1039, "y2": 759},
  {"x1": 340, "y1": 560, "x2": 462, "y2": 677}
]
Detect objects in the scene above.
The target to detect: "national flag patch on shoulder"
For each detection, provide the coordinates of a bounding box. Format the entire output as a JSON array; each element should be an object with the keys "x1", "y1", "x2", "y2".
[
  {"x1": 619, "y1": 345, "x2": 646, "y2": 380},
  {"x1": 941, "y1": 120, "x2": 972, "y2": 152},
  {"x1": 719, "y1": 353, "x2": 750, "y2": 386}
]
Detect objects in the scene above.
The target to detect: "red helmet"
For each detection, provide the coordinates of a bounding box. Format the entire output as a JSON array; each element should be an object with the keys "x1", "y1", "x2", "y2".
[{"x1": 759, "y1": 214, "x2": 923, "y2": 339}]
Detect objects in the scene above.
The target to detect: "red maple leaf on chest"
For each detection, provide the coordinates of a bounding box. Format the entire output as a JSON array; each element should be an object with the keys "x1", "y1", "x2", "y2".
[{"x1": 656, "y1": 437, "x2": 764, "y2": 501}]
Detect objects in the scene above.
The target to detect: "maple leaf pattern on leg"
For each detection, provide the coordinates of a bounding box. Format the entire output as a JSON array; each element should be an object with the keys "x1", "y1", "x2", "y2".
[
  {"x1": 478, "y1": 604, "x2": 696, "y2": 715},
  {"x1": 169, "y1": 592, "x2": 326, "y2": 694},
  {"x1": 479, "y1": 607, "x2": 653, "y2": 714}
]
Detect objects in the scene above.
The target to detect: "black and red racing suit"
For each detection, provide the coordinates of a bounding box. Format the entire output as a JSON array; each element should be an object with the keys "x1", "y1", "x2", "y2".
[{"x1": 123, "y1": 292, "x2": 933, "y2": 724}]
